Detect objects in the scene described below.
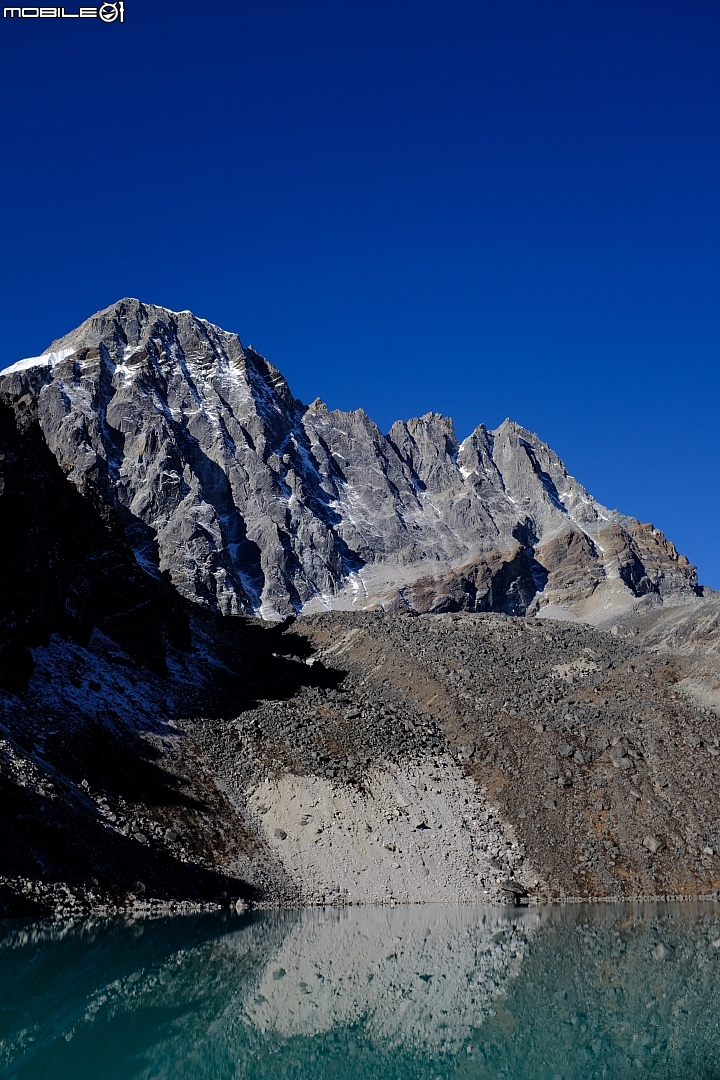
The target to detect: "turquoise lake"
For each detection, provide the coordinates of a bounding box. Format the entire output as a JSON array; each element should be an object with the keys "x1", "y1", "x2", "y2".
[{"x1": 1, "y1": 902, "x2": 719, "y2": 1079}]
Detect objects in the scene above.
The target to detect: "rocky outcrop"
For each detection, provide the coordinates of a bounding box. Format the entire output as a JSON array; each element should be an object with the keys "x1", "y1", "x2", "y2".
[
  {"x1": 0, "y1": 395, "x2": 189, "y2": 690},
  {"x1": 380, "y1": 545, "x2": 538, "y2": 615},
  {"x1": 0, "y1": 299, "x2": 701, "y2": 621}
]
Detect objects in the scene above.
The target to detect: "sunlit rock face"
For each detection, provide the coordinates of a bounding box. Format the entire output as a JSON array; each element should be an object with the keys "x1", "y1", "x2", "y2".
[{"x1": 0, "y1": 299, "x2": 700, "y2": 620}]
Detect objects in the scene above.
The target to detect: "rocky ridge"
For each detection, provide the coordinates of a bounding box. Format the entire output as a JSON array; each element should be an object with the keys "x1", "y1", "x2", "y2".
[{"x1": 0, "y1": 298, "x2": 701, "y2": 622}]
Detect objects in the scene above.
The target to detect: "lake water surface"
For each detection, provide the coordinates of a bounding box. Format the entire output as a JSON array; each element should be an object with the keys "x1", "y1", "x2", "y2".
[{"x1": 1, "y1": 901, "x2": 719, "y2": 1079}]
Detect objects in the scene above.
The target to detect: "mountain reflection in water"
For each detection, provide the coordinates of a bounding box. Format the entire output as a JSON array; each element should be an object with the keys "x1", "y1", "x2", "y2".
[{"x1": 1, "y1": 902, "x2": 719, "y2": 1079}]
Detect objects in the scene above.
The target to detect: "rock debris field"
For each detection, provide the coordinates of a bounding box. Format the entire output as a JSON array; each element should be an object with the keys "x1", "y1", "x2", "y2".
[
  {"x1": 4, "y1": 603, "x2": 720, "y2": 914},
  {"x1": 191, "y1": 608, "x2": 720, "y2": 907}
]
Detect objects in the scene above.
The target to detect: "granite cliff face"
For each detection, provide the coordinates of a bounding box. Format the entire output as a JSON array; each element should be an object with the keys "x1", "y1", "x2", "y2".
[{"x1": 0, "y1": 299, "x2": 700, "y2": 621}]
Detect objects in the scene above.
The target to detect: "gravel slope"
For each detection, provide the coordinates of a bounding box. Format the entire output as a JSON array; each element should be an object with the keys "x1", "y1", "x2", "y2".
[
  {"x1": 191, "y1": 609, "x2": 720, "y2": 905},
  {"x1": 4, "y1": 606, "x2": 720, "y2": 913}
]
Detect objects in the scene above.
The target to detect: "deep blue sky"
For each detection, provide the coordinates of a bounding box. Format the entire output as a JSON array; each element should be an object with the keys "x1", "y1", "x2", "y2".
[{"x1": 2, "y1": 1, "x2": 720, "y2": 584}]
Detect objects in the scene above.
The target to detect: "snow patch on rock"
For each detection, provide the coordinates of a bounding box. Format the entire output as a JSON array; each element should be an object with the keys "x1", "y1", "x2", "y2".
[{"x1": 2, "y1": 347, "x2": 75, "y2": 375}]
